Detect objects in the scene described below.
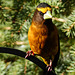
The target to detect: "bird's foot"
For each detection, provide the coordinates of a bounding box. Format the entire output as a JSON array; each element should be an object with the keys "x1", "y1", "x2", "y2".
[
  {"x1": 25, "y1": 50, "x2": 34, "y2": 58},
  {"x1": 47, "y1": 65, "x2": 52, "y2": 71},
  {"x1": 46, "y1": 59, "x2": 52, "y2": 71}
]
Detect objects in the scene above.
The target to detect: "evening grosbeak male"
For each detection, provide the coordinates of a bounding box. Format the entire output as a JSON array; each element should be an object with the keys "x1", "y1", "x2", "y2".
[{"x1": 25, "y1": 3, "x2": 60, "y2": 71}]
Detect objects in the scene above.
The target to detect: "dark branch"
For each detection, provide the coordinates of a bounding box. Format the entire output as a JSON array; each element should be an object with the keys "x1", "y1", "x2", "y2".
[{"x1": 0, "y1": 47, "x2": 56, "y2": 75}]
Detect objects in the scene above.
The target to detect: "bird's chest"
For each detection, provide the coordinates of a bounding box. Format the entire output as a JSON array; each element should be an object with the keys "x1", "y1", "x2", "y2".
[
  {"x1": 28, "y1": 25, "x2": 48, "y2": 54},
  {"x1": 28, "y1": 25, "x2": 58, "y2": 56}
]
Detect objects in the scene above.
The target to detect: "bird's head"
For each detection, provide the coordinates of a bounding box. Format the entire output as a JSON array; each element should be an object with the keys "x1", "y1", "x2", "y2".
[{"x1": 32, "y1": 3, "x2": 52, "y2": 25}]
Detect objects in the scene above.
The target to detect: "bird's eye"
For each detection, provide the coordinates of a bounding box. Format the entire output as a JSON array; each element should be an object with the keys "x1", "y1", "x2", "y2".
[{"x1": 39, "y1": 11, "x2": 44, "y2": 15}]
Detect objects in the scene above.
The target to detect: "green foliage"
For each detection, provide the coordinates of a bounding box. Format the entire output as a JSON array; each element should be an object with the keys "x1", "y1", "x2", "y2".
[{"x1": 0, "y1": 0, "x2": 75, "y2": 75}]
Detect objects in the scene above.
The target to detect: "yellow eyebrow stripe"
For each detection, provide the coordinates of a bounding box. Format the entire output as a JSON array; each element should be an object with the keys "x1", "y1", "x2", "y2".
[{"x1": 37, "y1": 7, "x2": 51, "y2": 13}]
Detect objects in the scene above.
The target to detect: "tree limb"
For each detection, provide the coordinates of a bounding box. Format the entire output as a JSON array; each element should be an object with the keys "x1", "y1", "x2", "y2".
[{"x1": 0, "y1": 47, "x2": 56, "y2": 75}]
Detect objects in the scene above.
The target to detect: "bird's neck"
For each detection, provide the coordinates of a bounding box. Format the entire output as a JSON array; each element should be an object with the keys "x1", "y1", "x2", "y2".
[
  {"x1": 32, "y1": 19, "x2": 53, "y2": 27},
  {"x1": 44, "y1": 19, "x2": 54, "y2": 31},
  {"x1": 44, "y1": 19, "x2": 52, "y2": 25}
]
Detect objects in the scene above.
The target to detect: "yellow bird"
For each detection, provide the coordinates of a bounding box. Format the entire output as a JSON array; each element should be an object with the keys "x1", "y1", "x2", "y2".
[{"x1": 25, "y1": 3, "x2": 60, "y2": 71}]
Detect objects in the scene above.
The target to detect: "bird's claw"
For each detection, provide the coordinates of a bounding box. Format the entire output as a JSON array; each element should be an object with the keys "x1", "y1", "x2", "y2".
[
  {"x1": 46, "y1": 65, "x2": 52, "y2": 71},
  {"x1": 25, "y1": 50, "x2": 34, "y2": 58},
  {"x1": 46, "y1": 59, "x2": 52, "y2": 71}
]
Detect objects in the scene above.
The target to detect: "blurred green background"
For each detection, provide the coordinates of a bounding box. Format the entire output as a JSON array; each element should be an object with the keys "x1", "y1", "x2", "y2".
[{"x1": 0, "y1": 0, "x2": 75, "y2": 75}]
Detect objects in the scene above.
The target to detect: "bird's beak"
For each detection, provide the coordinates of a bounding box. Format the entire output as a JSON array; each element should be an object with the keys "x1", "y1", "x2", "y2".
[{"x1": 43, "y1": 11, "x2": 52, "y2": 19}]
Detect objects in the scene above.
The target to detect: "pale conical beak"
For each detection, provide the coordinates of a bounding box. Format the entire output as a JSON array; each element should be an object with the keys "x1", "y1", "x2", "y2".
[{"x1": 43, "y1": 11, "x2": 52, "y2": 19}]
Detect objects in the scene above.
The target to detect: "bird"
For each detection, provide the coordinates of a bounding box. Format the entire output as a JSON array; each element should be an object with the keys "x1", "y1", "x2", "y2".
[{"x1": 25, "y1": 3, "x2": 60, "y2": 71}]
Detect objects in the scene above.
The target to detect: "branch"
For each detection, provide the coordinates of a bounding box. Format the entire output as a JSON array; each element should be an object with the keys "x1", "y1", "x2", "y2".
[
  {"x1": 64, "y1": 22, "x2": 75, "y2": 32},
  {"x1": 52, "y1": 17, "x2": 66, "y2": 22},
  {"x1": 0, "y1": 41, "x2": 26, "y2": 45},
  {"x1": 0, "y1": 47, "x2": 56, "y2": 75}
]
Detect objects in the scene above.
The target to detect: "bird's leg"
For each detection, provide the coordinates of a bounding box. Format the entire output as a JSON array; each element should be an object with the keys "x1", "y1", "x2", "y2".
[
  {"x1": 47, "y1": 59, "x2": 52, "y2": 71},
  {"x1": 25, "y1": 50, "x2": 34, "y2": 58}
]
